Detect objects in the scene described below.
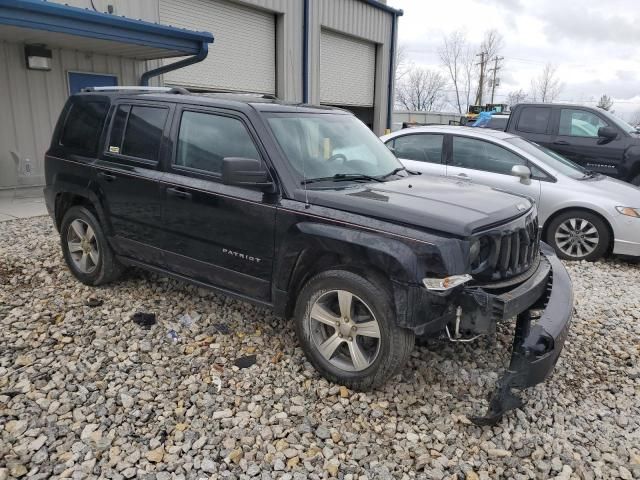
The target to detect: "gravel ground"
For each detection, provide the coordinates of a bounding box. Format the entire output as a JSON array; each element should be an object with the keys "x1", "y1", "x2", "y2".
[{"x1": 1, "y1": 216, "x2": 639, "y2": 480}]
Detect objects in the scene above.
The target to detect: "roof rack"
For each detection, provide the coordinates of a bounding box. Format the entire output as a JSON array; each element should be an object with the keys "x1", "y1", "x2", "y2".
[{"x1": 80, "y1": 86, "x2": 190, "y2": 94}]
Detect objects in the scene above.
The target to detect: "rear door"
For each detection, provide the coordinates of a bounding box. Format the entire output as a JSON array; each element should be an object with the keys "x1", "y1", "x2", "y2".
[
  {"x1": 551, "y1": 107, "x2": 626, "y2": 177},
  {"x1": 384, "y1": 133, "x2": 446, "y2": 177},
  {"x1": 95, "y1": 100, "x2": 172, "y2": 266},
  {"x1": 160, "y1": 106, "x2": 277, "y2": 301},
  {"x1": 446, "y1": 135, "x2": 541, "y2": 204}
]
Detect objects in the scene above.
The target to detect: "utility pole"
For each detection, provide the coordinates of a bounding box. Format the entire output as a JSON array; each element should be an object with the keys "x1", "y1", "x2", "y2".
[
  {"x1": 489, "y1": 56, "x2": 504, "y2": 104},
  {"x1": 474, "y1": 52, "x2": 487, "y2": 106}
]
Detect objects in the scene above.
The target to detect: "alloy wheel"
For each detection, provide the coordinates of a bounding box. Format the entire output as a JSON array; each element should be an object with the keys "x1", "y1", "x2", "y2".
[
  {"x1": 308, "y1": 289, "x2": 381, "y2": 372},
  {"x1": 67, "y1": 219, "x2": 100, "y2": 274},
  {"x1": 554, "y1": 217, "x2": 599, "y2": 259}
]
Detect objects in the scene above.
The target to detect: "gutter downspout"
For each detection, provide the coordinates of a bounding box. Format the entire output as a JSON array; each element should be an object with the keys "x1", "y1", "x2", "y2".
[
  {"x1": 140, "y1": 42, "x2": 210, "y2": 86},
  {"x1": 302, "y1": 0, "x2": 310, "y2": 103},
  {"x1": 386, "y1": 10, "x2": 401, "y2": 133}
]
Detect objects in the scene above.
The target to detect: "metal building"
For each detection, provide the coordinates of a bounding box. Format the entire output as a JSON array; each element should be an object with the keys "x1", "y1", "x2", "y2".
[{"x1": 0, "y1": 0, "x2": 401, "y2": 191}]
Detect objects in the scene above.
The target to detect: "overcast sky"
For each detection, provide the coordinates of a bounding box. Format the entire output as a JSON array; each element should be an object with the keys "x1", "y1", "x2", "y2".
[{"x1": 387, "y1": 0, "x2": 640, "y2": 120}]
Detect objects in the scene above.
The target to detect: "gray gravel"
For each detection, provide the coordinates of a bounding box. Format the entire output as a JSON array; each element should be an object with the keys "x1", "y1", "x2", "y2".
[{"x1": 1, "y1": 216, "x2": 639, "y2": 479}]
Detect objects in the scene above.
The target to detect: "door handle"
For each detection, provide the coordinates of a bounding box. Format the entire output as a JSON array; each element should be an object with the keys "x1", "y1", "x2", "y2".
[
  {"x1": 553, "y1": 140, "x2": 569, "y2": 146},
  {"x1": 167, "y1": 187, "x2": 192, "y2": 200},
  {"x1": 97, "y1": 171, "x2": 116, "y2": 182}
]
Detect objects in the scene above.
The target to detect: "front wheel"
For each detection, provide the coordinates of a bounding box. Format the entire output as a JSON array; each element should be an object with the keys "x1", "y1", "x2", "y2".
[
  {"x1": 546, "y1": 210, "x2": 610, "y2": 261},
  {"x1": 293, "y1": 270, "x2": 414, "y2": 391}
]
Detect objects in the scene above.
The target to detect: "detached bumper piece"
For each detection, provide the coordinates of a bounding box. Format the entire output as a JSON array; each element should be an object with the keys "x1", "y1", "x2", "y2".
[{"x1": 467, "y1": 244, "x2": 573, "y2": 426}]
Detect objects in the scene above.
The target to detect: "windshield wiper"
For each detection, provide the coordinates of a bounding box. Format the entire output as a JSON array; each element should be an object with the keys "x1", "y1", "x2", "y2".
[
  {"x1": 379, "y1": 167, "x2": 406, "y2": 179},
  {"x1": 301, "y1": 173, "x2": 385, "y2": 185}
]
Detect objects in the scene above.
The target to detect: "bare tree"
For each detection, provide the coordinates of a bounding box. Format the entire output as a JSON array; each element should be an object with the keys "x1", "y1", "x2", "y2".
[
  {"x1": 629, "y1": 109, "x2": 640, "y2": 126},
  {"x1": 394, "y1": 44, "x2": 411, "y2": 84},
  {"x1": 476, "y1": 29, "x2": 504, "y2": 103},
  {"x1": 395, "y1": 66, "x2": 448, "y2": 112},
  {"x1": 530, "y1": 64, "x2": 563, "y2": 103},
  {"x1": 596, "y1": 94, "x2": 614, "y2": 111},
  {"x1": 507, "y1": 89, "x2": 528, "y2": 107},
  {"x1": 439, "y1": 31, "x2": 472, "y2": 114}
]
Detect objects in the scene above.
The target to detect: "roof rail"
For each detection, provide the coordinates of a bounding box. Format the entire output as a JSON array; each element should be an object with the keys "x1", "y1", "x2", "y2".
[{"x1": 80, "y1": 86, "x2": 190, "y2": 94}]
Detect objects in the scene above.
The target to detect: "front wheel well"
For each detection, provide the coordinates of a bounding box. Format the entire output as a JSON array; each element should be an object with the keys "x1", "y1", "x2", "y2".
[
  {"x1": 542, "y1": 207, "x2": 614, "y2": 254},
  {"x1": 54, "y1": 192, "x2": 96, "y2": 230}
]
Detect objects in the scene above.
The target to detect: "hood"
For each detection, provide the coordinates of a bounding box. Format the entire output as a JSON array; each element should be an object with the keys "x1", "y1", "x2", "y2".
[
  {"x1": 303, "y1": 175, "x2": 532, "y2": 237},
  {"x1": 577, "y1": 174, "x2": 640, "y2": 203}
]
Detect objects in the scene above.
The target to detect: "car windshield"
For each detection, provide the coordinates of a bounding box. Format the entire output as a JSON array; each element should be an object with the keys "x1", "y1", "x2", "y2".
[
  {"x1": 266, "y1": 113, "x2": 403, "y2": 185},
  {"x1": 506, "y1": 137, "x2": 588, "y2": 179}
]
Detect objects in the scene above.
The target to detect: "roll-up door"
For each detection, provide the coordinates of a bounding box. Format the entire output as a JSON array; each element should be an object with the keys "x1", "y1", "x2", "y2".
[
  {"x1": 159, "y1": 0, "x2": 276, "y2": 94},
  {"x1": 320, "y1": 30, "x2": 376, "y2": 107}
]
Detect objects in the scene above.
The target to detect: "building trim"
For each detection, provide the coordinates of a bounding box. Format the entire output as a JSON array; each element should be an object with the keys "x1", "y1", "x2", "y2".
[
  {"x1": 302, "y1": 0, "x2": 310, "y2": 103},
  {"x1": 0, "y1": 0, "x2": 213, "y2": 57},
  {"x1": 386, "y1": 11, "x2": 397, "y2": 131},
  {"x1": 356, "y1": 0, "x2": 403, "y2": 16}
]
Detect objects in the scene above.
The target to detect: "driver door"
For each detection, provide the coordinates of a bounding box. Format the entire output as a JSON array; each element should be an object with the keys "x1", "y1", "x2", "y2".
[
  {"x1": 384, "y1": 133, "x2": 446, "y2": 177},
  {"x1": 446, "y1": 135, "x2": 541, "y2": 205}
]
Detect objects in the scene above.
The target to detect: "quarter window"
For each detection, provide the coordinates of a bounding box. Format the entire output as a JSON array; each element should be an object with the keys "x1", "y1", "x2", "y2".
[
  {"x1": 559, "y1": 109, "x2": 608, "y2": 137},
  {"x1": 175, "y1": 111, "x2": 260, "y2": 175},
  {"x1": 60, "y1": 100, "x2": 108, "y2": 156},
  {"x1": 107, "y1": 105, "x2": 168, "y2": 161},
  {"x1": 452, "y1": 136, "x2": 526, "y2": 175},
  {"x1": 516, "y1": 107, "x2": 551, "y2": 134},
  {"x1": 389, "y1": 134, "x2": 444, "y2": 164}
]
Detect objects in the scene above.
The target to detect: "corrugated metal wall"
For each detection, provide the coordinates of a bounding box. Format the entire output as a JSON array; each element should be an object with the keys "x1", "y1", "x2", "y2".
[{"x1": 0, "y1": 42, "x2": 149, "y2": 188}]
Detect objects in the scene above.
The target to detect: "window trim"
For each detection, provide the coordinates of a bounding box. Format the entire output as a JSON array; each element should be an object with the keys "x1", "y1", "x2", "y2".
[
  {"x1": 169, "y1": 106, "x2": 265, "y2": 182},
  {"x1": 557, "y1": 107, "x2": 609, "y2": 138},
  {"x1": 103, "y1": 101, "x2": 171, "y2": 165},
  {"x1": 449, "y1": 135, "x2": 556, "y2": 182},
  {"x1": 384, "y1": 132, "x2": 445, "y2": 165},
  {"x1": 516, "y1": 106, "x2": 552, "y2": 135}
]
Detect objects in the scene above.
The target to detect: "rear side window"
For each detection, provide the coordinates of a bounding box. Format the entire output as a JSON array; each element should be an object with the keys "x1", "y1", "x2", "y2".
[
  {"x1": 388, "y1": 134, "x2": 444, "y2": 164},
  {"x1": 516, "y1": 107, "x2": 551, "y2": 134},
  {"x1": 175, "y1": 111, "x2": 260, "y2": 175},
  {"x1": 60, "y1": 100, "x2": 108, "y2": 156},
  {"x1": 107, "y1": 104, "x2": 168, "y2": 161}
]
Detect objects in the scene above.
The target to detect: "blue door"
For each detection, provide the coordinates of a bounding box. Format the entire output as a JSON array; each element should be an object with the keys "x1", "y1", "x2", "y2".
[{"x1": 68, "y1": 72, "x2": 118, "y2": 94}]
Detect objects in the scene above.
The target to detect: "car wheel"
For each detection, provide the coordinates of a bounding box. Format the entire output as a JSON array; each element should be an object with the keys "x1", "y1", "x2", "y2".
[
  {"x1": 546, "y1": 210, "x2": 610, "y2": 261},
  {"x1": 294, "y1": 270, "x2": 415, "y2": 391},
  {"x1": 60, "y1": 205, "x2": 123, "y2": 286}
]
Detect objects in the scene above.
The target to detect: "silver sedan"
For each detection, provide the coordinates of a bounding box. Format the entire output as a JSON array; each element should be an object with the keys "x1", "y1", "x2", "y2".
[{"x1": 380, "y1": 126, "x2": 640, "y2": 261}]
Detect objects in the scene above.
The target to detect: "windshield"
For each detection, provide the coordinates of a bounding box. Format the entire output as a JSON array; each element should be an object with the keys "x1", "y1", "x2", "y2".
[
  {"x1": 506, "y1": 137, "x2": 588, "y2": 179},
  {"x1": 598, "y1": 108, "x2": 638, "y2": 134},
  {"x1": 266, "y1": 113, "x2": 403, "y2": 184}
]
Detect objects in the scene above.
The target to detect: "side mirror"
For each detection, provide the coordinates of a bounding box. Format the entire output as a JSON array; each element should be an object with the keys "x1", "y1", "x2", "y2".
[
  {"x1": 222, "y1": 157, "x2": 274, "y2": 191},
  {"x1": 597, "y1": 126, "x2": 617, "y2": 143},
  {"x1": 511, "y1": 165, "x2": 532, "y2": 185}
]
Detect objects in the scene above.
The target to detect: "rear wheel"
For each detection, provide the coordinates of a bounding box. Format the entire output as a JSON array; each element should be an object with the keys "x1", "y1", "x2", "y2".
[
  {"x1": 294, "y1": 270, "x2": 414, "y2": 391},
  {"x1": 546, "y1": 210, "x2": 610, "y2": 261},
  {"x1": 60, "y1": 206, "x2": 123, "y2": 285}
]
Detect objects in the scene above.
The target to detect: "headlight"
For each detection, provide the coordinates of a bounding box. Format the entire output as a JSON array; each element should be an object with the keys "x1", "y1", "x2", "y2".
[
  {"x1": 423, "y1": 274, "x2": 472, "y2": 292},
  {"x1": 616, "y1": 206, "x2": 640, "y2": 218}
]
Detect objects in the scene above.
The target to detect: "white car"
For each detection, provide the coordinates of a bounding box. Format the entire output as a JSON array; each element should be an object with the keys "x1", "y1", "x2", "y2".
[{"x1": 381, "y1": 126, "x2": 640, "y2": 261}]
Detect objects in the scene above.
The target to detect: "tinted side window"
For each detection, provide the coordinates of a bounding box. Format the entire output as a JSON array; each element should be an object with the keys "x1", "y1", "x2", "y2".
[
  {"x1": 559, "y1": 109, "x2": 608, "y2": 137},
  {"x1": 391, "y1": 134, "x2": 444, "y2": 164},
  {"x1": 121, "y1": 106, "x2": 168, "y2": 160},
  {"x1": 452, "y1": 136, "x2": 526, "y2": 174},
  {"x1": 516, "y1": 107, "x2": 551, "y2": 134},
  {"x1": 60, "y1": 100, "x2": 108, "y2": 156},
  {"x1": 175, "y1": 111, "x2": 260, "y2": 175}
]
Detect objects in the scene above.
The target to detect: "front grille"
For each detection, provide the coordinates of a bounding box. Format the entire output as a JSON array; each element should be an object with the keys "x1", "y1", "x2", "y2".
[{"x1": 473, "y1": 213, "x2": 540, "y2": 282}]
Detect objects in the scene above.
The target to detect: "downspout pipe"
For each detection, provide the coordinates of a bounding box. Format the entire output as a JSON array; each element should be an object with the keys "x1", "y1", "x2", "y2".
[
  {"x1": 140, "y1": 41, "x2": 210, "y2": 86},
  {"x1": 302, "y1": 0, "x2": 310, "y2": 103},
  {"x1": 386, "y1": 10, "x2": 401, "y2": 132}
]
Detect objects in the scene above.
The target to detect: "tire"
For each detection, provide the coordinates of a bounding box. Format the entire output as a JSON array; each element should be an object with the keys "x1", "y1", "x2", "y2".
[
  {"x1": 545, "y1": 210, "x2": 610, "y2": 261},
  {"x1": 293, "y1": 270, "x2": 415, "y2": 391},
  {"x1": 60, "y1": 205, "x2": 123, "y2": 286}
]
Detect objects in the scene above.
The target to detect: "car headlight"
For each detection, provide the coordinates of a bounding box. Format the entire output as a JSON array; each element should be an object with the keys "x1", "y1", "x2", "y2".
[{"x1": 616, "y1": 206, "x2": 640, "y2": 218}]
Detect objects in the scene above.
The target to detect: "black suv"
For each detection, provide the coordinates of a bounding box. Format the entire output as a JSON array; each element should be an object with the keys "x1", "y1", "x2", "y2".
[
  {"x1": 45, "y1": 88, "x2": 573, "y2": 424},
  {"x1": 506, "y1": 103, "x2": 640, "y2": 185}
]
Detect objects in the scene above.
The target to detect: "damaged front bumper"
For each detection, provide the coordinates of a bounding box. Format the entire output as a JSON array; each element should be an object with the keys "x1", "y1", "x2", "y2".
[{"x1": 459, "y1": 242, "x2": 573, "y2": 425}]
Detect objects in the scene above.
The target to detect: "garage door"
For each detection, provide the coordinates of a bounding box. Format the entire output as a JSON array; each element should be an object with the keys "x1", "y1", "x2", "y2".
[
  {"x1": 159, "y1": 0, "x2": 276, "y2": 94},
  {"x1": 320, "y1": 30, "x2": 376, "y2": 107}
]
